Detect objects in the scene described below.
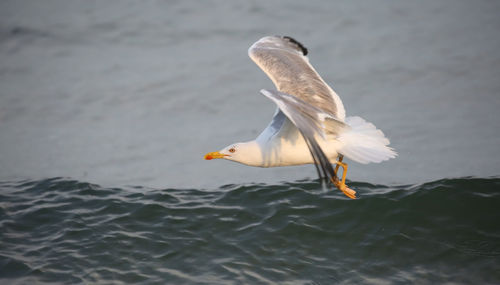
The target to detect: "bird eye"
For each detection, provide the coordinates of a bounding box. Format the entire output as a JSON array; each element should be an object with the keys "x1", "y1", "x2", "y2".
[{"x1": 229, "y1": 148, "x2": 236, "y2": 153}]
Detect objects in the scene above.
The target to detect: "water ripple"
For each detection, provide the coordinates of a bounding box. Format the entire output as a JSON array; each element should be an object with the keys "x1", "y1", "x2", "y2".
[{"x1": 0, "y1": 177, "x2": 499, "y2": 284}]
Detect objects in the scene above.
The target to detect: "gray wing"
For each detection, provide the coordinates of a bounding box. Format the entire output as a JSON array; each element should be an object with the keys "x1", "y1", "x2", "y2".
[
  {"x1": 260, "y1": 89, "x2": 348, "y2": 182},
  {"x1": 256, "y1": 107, "x2": 287, "y2": 142},
  {"x1": 249, "y1": 36, "x2": 346, "y2": 121}
]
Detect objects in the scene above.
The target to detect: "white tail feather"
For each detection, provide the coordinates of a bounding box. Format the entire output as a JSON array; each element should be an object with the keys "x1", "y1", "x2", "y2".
[{"x1": 338, "y1": 116, "x2": 397, "y2": 164}]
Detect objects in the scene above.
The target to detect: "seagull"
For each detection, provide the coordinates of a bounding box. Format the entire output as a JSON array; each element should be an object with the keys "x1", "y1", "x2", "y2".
[{"x1": 204, "y1": 36, "x2": 396, "y2": 199}]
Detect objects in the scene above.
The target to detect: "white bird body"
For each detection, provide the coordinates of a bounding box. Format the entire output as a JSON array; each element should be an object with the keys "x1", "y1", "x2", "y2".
[
  {"x1": 255, "y1": 116, "x2": 342, "y2": 167},
  {"x1": 263, "y1": 138, "x2": 342, "y2": 168},
  {"x1": 205, "y1": 36, "x2": 397, "y2": 198}
]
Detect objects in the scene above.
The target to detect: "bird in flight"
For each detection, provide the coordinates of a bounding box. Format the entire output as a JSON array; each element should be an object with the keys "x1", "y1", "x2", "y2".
[{"x1": 205, "y1": 36, "x2": 396, "y2": 199}]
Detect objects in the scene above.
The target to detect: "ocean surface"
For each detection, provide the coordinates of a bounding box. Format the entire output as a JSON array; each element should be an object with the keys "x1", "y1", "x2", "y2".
[
  {"x1": 1, "y1": 177, "x2": 499, "y2": 284},
  {"x1": 1, "y1": 0, "x2": 500, "y2": 284}
]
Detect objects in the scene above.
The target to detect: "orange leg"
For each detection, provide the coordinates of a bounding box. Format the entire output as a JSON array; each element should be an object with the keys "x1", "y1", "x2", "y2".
[
  {"x1": 332, "y1": 155, "x2": 357, "y2": 199},
  {"x1": 334, "y1": 155, "x2": 344, "y2": 178}
]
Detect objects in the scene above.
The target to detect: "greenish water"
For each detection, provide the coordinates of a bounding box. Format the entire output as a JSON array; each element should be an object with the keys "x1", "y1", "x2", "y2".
[{"x1": 1, "y1": 177, "x2": 499, "y2": 284}]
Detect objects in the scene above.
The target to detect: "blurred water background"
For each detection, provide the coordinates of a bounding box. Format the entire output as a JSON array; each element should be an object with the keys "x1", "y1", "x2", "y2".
[
  {"x1": 1, "y1": 0, "x2": 499, "y2": 284},
  {"x1": 1, "y1": 0, "x2": 499, "y2": 188}
]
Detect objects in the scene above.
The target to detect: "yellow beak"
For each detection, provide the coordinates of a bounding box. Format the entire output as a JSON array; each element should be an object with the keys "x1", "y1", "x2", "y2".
[{"x1": 204, "y1": 151, "x2": 228, "y2": 160}]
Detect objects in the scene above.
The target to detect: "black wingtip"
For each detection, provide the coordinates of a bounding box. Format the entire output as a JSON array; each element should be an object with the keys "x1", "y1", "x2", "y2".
[{"x1": 283, "y1": 36, "x2": 308, "y2": 56}]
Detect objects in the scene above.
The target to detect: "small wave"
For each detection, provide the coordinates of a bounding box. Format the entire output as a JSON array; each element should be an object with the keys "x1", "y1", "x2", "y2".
[{"x1": 1, "y1": 177, "x2": 499, "y2": 284}]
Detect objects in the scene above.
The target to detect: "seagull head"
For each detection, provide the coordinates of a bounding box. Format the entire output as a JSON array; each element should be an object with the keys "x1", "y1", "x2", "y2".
[{"x1": 204, "y1": 141, "x2": 263, "y2": 167}]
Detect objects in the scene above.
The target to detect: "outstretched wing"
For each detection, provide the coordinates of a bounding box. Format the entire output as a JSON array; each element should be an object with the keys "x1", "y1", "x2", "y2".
[
  {"x1": 249, "y1": 35, "x2": 346, "y2": 121},
  {"x1": 260, "y1": 89, "x2": 348, "y2": 182}
]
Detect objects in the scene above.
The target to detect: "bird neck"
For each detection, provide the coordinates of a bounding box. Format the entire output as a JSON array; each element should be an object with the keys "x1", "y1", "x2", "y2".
[{"x1": 235, "y1": 140, "x2": 266, "y2": 167}]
